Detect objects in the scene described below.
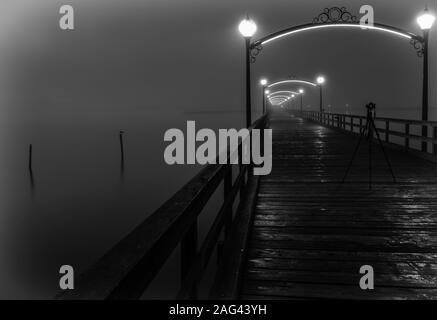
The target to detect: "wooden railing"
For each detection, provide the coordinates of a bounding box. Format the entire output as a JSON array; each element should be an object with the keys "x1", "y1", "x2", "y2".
[
  {"x1": 301, "y1": 111, "x2": 437, "y2": 155},
  {"x1": 57, "y1": 115, "x2": 267, "y2": 300}
]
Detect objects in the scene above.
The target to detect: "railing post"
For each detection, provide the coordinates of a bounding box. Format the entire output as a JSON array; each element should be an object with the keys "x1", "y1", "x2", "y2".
[
  {"x1": 181, "y1": 221, "x2": 197, "y2": 298},
  {"x1": 218, "y1": 162, "x2": 233, "y2": 267},
  {"x1": 405, "y1": 123, "x2": 410, "y2": 149},
  {"x1": 422, "y1": 124, "x2": 428, "y2": 153},
  {"x1": 385, "y1": 121, "x2": 389, "y2": 142},
  {"x1": 422, "y1": 125, "x2": 428, "y2": 153},
  {"x1": 350, "y1": 117, "x2": 354, "y2": 132},
  {"x1": 433, "y1": 126, "x2": 437, "y2": 155},
  {"x1": 359, "y1": 118, "x2": 363, "y2": 132},
  {"x1": 224, "y1": 163, "x2": 232, "y2": 239},
  {"x1": 343, "y1": 115, "x2": 346, "y2": 130},
  {"x1": 238, "y1": 141, "x2": 244, "y2": 201}
]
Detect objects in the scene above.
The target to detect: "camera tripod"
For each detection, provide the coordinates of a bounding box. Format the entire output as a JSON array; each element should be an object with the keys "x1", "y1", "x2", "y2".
[{"x1": 342, "y1": 102, "x2": 396, "y2": 189}]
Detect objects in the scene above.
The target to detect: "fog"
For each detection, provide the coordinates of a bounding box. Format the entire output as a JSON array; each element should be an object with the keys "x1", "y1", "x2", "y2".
[{"x1": 0, "y1": 0, "x2": 435, "y2": 298}]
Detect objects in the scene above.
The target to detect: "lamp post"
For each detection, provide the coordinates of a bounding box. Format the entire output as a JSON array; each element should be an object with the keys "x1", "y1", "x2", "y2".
[
  {"x1": 239, "y1": 16, "x2": 257, "y2": 128},
  {"x1": 417, "y1": 8, "x2": 435, "y2": 152},
  {"x1": 317, "y1": 76, "x2": 325, "y2": 114},
  {"x1": 264, "y1": 89, "x2": 270, "y2": 113},
  {"x1": 260, "y1": 78, "x2": 268, "y2": 114},
  {"x1": 299, "y1": 89, "x2": 304, "y2": 113}
]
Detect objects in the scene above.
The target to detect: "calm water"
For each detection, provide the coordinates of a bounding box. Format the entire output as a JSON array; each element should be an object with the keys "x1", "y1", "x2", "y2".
[{"x1": 0, "y1": 108, "x2": 250, "y2": 299}]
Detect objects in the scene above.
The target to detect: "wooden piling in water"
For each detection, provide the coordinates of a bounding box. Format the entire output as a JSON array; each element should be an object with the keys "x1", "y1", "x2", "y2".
[
  {"x1": 28, "y1": 144, "x2": 33, "y2": 172},
  {"x1": 119, "y1": 130, "x2": 124, "y2": 169}
]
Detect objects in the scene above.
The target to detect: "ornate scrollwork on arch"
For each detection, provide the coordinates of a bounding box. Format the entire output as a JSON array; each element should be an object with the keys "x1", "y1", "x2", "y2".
[
  {"x1": 410, "y1": 39, "x2": 425, "y2": 57},
  {"x1": 313, "y1": 7, "x2": 358, "y2": 24},
  {"x1": 250, "y1": 44, "x2": 263, "y2": 63}
]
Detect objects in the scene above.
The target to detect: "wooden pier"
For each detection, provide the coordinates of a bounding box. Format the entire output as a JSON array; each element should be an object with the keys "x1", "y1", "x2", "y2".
[{"x1": 59, "y1": 110, "x2": 437, "y2": 300}]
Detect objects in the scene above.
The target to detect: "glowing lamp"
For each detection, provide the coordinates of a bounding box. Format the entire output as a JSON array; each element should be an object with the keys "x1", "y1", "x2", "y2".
[
  {"x1": 239, "y1": 17, "x2": 257, "y2": 38},
  {"x1": 317, "y1": 76, "x2": 325, "y2": 85},
  {"x1": 417, "y1": 8, "x2": 436, "y2": 30}
]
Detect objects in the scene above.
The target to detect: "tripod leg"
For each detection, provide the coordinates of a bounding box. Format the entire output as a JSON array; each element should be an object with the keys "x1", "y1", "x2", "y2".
[
  {"x1": 371, "y1": 120, "x2": 397, "y2": 183},
  {"x1": 369, "y1": 129, "x2": 372, "y2": 190},
  {"x1": 342, "y1": 126, "x2": 366, "y2": 183}
]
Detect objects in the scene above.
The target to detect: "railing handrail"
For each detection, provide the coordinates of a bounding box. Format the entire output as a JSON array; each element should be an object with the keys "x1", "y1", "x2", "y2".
[
  {"x1": 303, "y1": 111, "x2": 437, "y2": 127},
  {"x1": 57, "y1": 114, "x2": 267, "y2": 300},
  {"x1": 300, "y1": 110, "x2": 437, "y2": 154}
]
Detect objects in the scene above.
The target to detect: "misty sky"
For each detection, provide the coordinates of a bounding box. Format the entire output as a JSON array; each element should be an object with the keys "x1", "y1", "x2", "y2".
[{"x1": 0, "y1": 0, "x2": 435, "y2": 119}]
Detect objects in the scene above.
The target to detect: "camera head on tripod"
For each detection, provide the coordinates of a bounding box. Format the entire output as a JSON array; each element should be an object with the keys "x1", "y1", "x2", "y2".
[
  {"x1": 365, "y1": 102, "x2": 376, "y2": 119},
  {"x1": 365, "y1": 102, "x2": 376, "y2": 111}
]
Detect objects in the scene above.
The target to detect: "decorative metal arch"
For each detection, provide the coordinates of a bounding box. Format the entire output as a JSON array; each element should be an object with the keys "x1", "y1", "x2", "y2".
[
  {"x1": 250, "y1": 6, "x2": 425, "y2": 62},
  {"x1": 268, "y1": 79, "x2": 318, "y2": 88},
  {"x1": 268, "y1": 95, "x2": 293, "y2": 100},
  {"x1": 270, "y1": 100, "x2": 288, "y2": 106},
  {"x1": 268, "y1": 97, "x2": 288, "y2": 103},
  {"x1": 268, "y1": 90, "x2": 300, "y2": 97},
  {"x1": 269, "y1": 96, "x2": 289, "y2": 100}
]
